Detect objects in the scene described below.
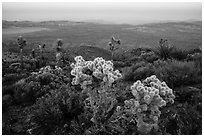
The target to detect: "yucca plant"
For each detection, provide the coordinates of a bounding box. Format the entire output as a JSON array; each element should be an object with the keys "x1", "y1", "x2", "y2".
[
  {"x1": 154, "y1": 39, "x2": 174, "y2": 60},
  {"x1": 31, "y1": 49, "x2": 37, "y2": 69},
  {"x1": 38, "y1": 44, "x2": 46, "y2": 67},
  {"x1": 108, "y1": 36, "x2": 121, "y2": 61},
  {"x1": 17, "y1": 36, "x2": 26, "y2": 68},
  {"x1": 56, "y1": 39, "x2": 63, "y2": 66}
]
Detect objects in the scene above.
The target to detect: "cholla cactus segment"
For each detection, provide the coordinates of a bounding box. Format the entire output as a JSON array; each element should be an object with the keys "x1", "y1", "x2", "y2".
[
  {"x1": 124, "y1": 75, "x2": 175, "y2": 134},
  {"x1": 17, "y1": 36, "x2": 26, "y2": 49},
  {"x1": 70, "y1": 56, "x2": 122, "y2": 89},
  {"x1": 33, "y1": 65, "x2": 63, "y2": 76}
]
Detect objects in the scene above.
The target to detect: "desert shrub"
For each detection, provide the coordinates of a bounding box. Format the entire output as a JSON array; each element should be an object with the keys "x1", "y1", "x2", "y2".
[
  {"x1": 122, "y1": 61, "x2": 155, "y2": 82},
  {"x1": 2, "y1": 73, "x2": 28, "y2": 86},
  {"x1": 153, "y1": 59, "x2": 201, "y2": 88},
  {"x1": 153, "y1": 39, "x2": 199, "y2": 61},
  {"x1": 186, "y1": 52, "x2": 202, "y2": 72},
  {"x1": 14, "y1": 79, "x2": 41, "y2": 104},
  {"x1": 2, "y1": 73, "x2": 28, "y2": 100},
  {"x1": 174, "y1": 86, "x2": 201, "y2": 107},
  {"x1": 128, "y1": 49, "x2": 158, "y2": 64},
  {"x1": 128, "y1": 56, "x2": 142, "y2": 64},
  {"x1": 154, "y1": 39, "x2": 174, "y2": 60},
  {"x1": 130, "y1": 48, "x2": 152, "y2": 56},
  {"x1": 28, "y1": 84, "x2": 84, "y2": 135},
  {"x1": 159, "y1": 103, "x2": 202, "y2": 135},
  {"x1": 2, "y1": 85, "x2": 16, "y2": 98},
  {"x1": 130, "y1": 48, "x2": 143, "y2": 56},
  {"x1": 14, "y1": 66, "x2": 70, "y2": 104},
  {"x1": 170, "y1": 48, "x2": 188, "y2": 61},
  {"x1": 2, "y1": 94, "x2": 13, "y2": 111},
  {"x1": 127, "y1": 49, "x2": 159, "y2": 64},
  {"x1": 140, "y1": 51, "x2": 159, "y2": 63},
  {"x1": 112, "y1": 51, "x2": 129, "y2": 61},
  {"x1": 113, "y1": 61, "x2": 130, "y2": 68},
  {"x1": 187, "y1": 47, "x2": 202, "y2": 55}
]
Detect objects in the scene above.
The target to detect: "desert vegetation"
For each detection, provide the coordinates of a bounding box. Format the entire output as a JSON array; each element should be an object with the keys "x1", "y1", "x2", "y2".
[{"x1": 2, "y1": 30, "x2": 202, "y2": 135}]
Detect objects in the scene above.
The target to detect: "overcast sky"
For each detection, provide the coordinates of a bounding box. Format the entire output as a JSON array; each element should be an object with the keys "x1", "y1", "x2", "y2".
[{"x1": 2, "y1": 2, "x2": 202, "y2": 24}]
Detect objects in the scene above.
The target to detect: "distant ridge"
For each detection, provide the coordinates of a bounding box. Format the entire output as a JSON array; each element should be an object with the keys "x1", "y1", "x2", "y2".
[{"x1": 2, "y1": 20, "x2": 85, "y2": 28}]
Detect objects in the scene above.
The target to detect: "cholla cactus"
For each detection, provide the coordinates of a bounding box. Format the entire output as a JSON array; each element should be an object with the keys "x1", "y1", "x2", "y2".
[
  {"x1": 85, "y1": 87, "x2": 117, "y2": 125},
  {"x1": 70, "y1": 56, "x2": 122, "y2": 89},
  {"x1": 123, "y1": 75, "x2": 175, "y2": 134},
  {"x1": 30, "y1": 66, "x2": 64, "y2": 89},
  {"x1": 17, "y1": 36, "x2": 27, "y2": 68},
  {"x1": 55, "y1": 39, "x2": 63, "y2": 66},
  {"x1": 35, "y1": 65, "x2": 63, "y2": 75},
  {"x1": 108, "y1": 36, "x2": 121, "y2": 60},
  {"x1": 70, "y1": 56, "x2": 122, "y2": 125}
]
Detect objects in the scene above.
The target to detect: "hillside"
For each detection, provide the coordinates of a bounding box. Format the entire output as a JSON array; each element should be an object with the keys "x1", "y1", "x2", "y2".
[
  {"x1": 2, "y1": 20, "x2": 84, "y2": 28},
  {"x1": 2, "y1": 20, "x2": 202, "y2": 135},
  {"x1": 2, "y1": 20, "x2": 202, "y2": 52}
]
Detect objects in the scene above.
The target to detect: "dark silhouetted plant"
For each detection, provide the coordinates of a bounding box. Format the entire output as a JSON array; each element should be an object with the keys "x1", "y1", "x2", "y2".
[
  {"x1": 17, "y1": 36, "x2": 27, "y2": 68},
  {"x1": 154, "y1": 39, "x2": 174, "y2": 60},
  {"x1": 108, "y1": 36, "x2": 121, "y2": 61}
]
